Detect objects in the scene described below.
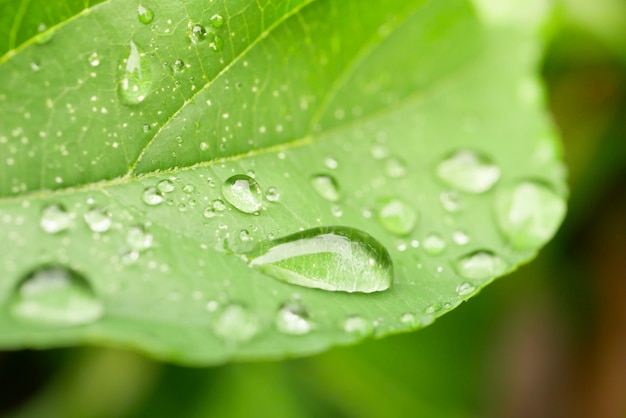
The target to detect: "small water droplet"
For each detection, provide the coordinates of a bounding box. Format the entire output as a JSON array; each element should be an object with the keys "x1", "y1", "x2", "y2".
[
  {"x1": 137, "y1": 4, "x2": 154, "y2": 24},
  {"x1": 456, "y1": 251, "x2": 507, "y2": 280},
  {"x1": 330, "y1": 204, "x2": 343, "y2": 217},
  {"x1": 83, "y1": 207, "x2": 112, "y2": 232},
  {"x1": 376, "y1": 198, "x2": 417, "y2": 236},
  {"x1": 35, "y1": 23, "x2": 55, "y2": 44},
  {"x1": 182, "y1": 184, "x2": 195, "y2": 194},
  {"x1": 423, "y1": 233, "x2": 446, "y2": 255},
  {"x1": 311, "y1": 175, "x2": 339, "y2": 202},
  {"x1": 440, "y1": 191, "x2": 463, "y2": 213},
  {"x1": 157, "y1": 179, "x2": 175, "y2": 193},
  {"x1": 172, "y1": 59, "x2": 185, "y2": 73},
  {"x1": 40, "y1": 204, "x2": 73, "y2": 234},
  {"x1": 142, "y1": 186, "x2": 163, "y2": 206},
  {"x1": 275, "y1": 301, "x2": 312, "y2": 335},
  {"x1": 452, "y1": 230, "x2": 470, "y2": 246},
  {"x1": 118, "y1": 41, "x2": 152, "y2": 106},
  {"x1": 343, "y1": 315, "x2": 373, "y2": 337},
  {"x1": 189, "y1": 24, "x2": 207, "y2": 43},
  {"x1": 456, "y1": 282, "x2": 477, "y2": 297},
  {"x1": 324, "y1": 156, "x2": 338, "y2": 169},
  {"x1": 384, "y1": 157, "x2": 407, "y2": 178},
  {"x1": 265, "y1": 187, "x2": 280, "y2": 202},
  {"x1": 494, "y1": 181, "x2": 566, "y2": 250},
  {"x1": 222, "y1": 174, "x2": 262, "y2": 214},
  {"x1": 247, "y1": 226, "x2": 393, "y2": 293},
  {"x1": 436, "y1": 150, "x2": 500, "y2": 193},
  {"x1": 209, "y1": 13, "x2": 224, "y2": 29},
  {"x1": 209, "y1": 34, "x2": 224, "y2": 52},
  {"x1": 126, "y1": 225, "x2": 153, "y2": 251},
  {"x1": 212, "y1": 199, "x2": 226, "y2": 212},
  {"x1": 9, "y1": 266, "x2": 103, "y2": 326},
  {"x1": 88, "y1": 52, "x2": 100, "y2": 67},
  {"x1": 400, "y1": 312, "x2": 417, "y2": 326},
  {"x1": 203, "y1": 207, "x2": 217, "y2": 218},
  {"x1": 214, "y1": 304, "x2": 258, "y2": 344}
]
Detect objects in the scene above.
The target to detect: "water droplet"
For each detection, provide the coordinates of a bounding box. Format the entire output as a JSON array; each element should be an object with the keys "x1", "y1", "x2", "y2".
[
  {"x1": 440, "y1": 191, "x2": 463, "y2": 213},
  {"x1": 40, "y1": 204, "x2": 73, "y2": 234},
  {"x1": 275, "y1": 301, "x2": 312, "y2": 335},
  {"x1": 189, "y1": 24, "x2": 207, "y2": 43},
  {"x1": 222, "y1": 175, "x2": 262, "y2": 214},
  {"x1": 142, "y1": 186, "x2": 163, "y2": 206},
  {"x1": 182, "y1": 184, "x2": 195, "y2": 194},
  {"x1": 330, "y1": 204, "x2": 343, "y2": 217},
  {"x1": 9, "y1": 266, "x2": 103, "y2": 326},
  {"x1": 423, "y1": 233, "x2": 446, "y2": 255},
  {"x1": 436, "y1": 150, "x2": 500, "y2": 193},
  {"x1": 324, "y1": 156, "x2": 338, "y2": 169},
  {"x1": 157, "y1": 179, "x2": 175, "y2": 193},
  {"x1": 247, "y1": 226, "x2": 393, "y2": 293},
  {"x1": 83, "y1": 207, "x2": 112, "y2": 232},
  {"x1": 203, "y1": 207, "x2": 216, "y2": 218},
  {"x1": 494, "y1": 181, "x2": 566, "y2": 250},
  {"x1": 456, "y1": 251, "x2": 507, "y2": 280},
  {"x1": 137, "y1": 4, "x2": 154, "y2": 24},
  {"x1": 452, "y1": 230, "x2": 470, "y2": 246},
  {"x1": 209, "y1": 13, "x2": 224, "y2": 29},
  {"x1": 35, "y1": 23, "x2": 55, "y2": 45},
  {"x1": 384, "y1": 157, "x2": 407, "y2": 178},
  {"x1": 172, "y1": 60, "x2": 185, "y2": 74},
  {"x1": 126, "y1": 225, "x2": 153, "y2": 251},
  {"x1": 311, "y1": 175, "x2": 339, "y2": 202},
  {"x1": 376, "y1": 198, "x2": 417, "y2": 236},
  {"x1": 88, "y1": 52, "x2": 100, "y2": 67},
  {"x1": 400, "y1": 312, "x2": 417, "y2": 326},
  {"x1": 118, "y1": 41, "x2": 152, "y2": 106},
  {"x1": 209, "y1": 33, "x2": 224, "y2": 52},
  {"x1": 343, "y1": 315, "x2": 373, "y2": 337},
  {"x1": 212, "y1": 199, "x2": 226, "y2": 212},
  {"x1": 214, "y1": 304, "x2": 258, "y2": 344},
  {"x1": 265, "y1": 187, "x2": 280, "y2": 202},
  {"x1": 456, "y1": 282, "x2": 477, "y2": 297}
]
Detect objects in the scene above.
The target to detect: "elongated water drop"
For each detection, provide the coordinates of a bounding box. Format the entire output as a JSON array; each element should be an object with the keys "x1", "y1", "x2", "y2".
[
  {"x1": 222, "y1": 175, "x2": 262, "y2": 214},
  {"x1": 456, "y1": 251, "x2": 507, "y2": 280},
  {"x1": 247, "y1": 226, "x2": 393, "y2": 293},
  {"x1": 275, "y1": 301, "x2": 312, "y2": 335},
  {"x1": 118, "y1": 41, "x2": 152, "y2": 106},
  {"x1": 494, "y1": 181, "x2": 566, "y2": 250},
  {"x1": 436, "y1": 150, "x2": 500, "y2": 193},
  {"x1": 213, "y1": 304, "x2": 258, "y2": 344},
  {"x1": 376, "y1": 198, "x2": 417, "y2": 236},
  {"x1": 9, "y1": 266, "x2": 103, "y2": 326},
  {"x1": 40, "y1": 204, "x2": 73, "y2": 234},
  {"x1": 311, "y1": 175, "x2": 340, "y2": 202}
]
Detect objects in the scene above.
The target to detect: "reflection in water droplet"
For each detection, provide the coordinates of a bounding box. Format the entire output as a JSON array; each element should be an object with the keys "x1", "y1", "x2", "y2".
[
  {"x1": 423, "y1": 233, "x2": 446, "y2": 255},
  {"x1": 137, "y1": 4, "x2": 154, "y2": 24},
  {"x1": 142, "y1": 186, "x2": 163, "y2": 206},
  {"x1": 9, "y1": 266, "x2": 103, "y2": 326},
  {"x1": 189, "y1": 24, "x2": 207, "y2": 43},
  {"x1": 276, "y1": 301, "x2": 312, "y2": 335},
  {"x1": 456, "y1": 251, "x2": 507, "y2": 280},
  {"x1": 172, "y1": 59, "x2": 185, "y2": 73},
  {"x1": 343, "y1": 315, "x2": 373, "y2": 337},
  {"x1": 436, "y1": 150, "x2": 500, "y2": 193},
  {"x1": 222, "y1": 175, "x2": 262, "y2": 214},
  {"x1": 376, "y1": 198, "x2": 417, "y2": 236},
  {"x1": 494, "y1": 181, "x2": 566, "y2": 250},
  {"x1": 456, "y1": 282, "x2": 477, "y2": 297},
  {"x1": 118, "y1": 41, "x2": 152, "y2": 106},
  {"x1": 83, "y1": 207, "x2": 112, "y2": 232},
  {"x1": 40, "y1": 204, "x2": 73, "y2": 234},
  {"x1": 214, "y1": 304, "x2": 258, "y2": 344},
  {"x1": 157, "y1": 179, "x2": 175, "y2": 193},
  {"x1": 247, "y1": 226, "x2": 393, "y2": 293},
  {"x1": 311, "y1": 175, "x2": 340, "y2": 202},
  {"x1": 210, "y1": 13, "x2": 224, "y2": 29}
]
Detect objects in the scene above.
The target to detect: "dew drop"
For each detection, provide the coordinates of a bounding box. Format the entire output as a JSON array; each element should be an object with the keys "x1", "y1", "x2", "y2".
[
  {"x1": 88, "y1": 52, "x2": 100, "y2": 67},
  {"x1": 189, "y1": 24, "x2": 207, "y2": 43},
  {"x1": 423, "y1": 233, "x2": 446, "y2": 255},
  {"x1": 172, "y1": 59, "x2": 185, "y2": 73},
  {"x1": 400, "y1": 312, "x2": 417, "y2": 326},
  {"x1": 456, "y1": 282, "x2": 477, "y2": 297},
  {"x1": 203, "y1": 207, "x2": 216, "y2": 218},
  {"x1": 384, "y1": 157, "x2": 407, "y2": 178},
  {"x1": 157, "y1": 179, "x2": 175, "y2": 193},
  {"x1": 311, "y1": 175, "x2": 339, "y2": 202},
  {"x1": 247, "y1": 226, "x2": 393, "y2": 293},
  {"x1": 494, "y1": 181, "x2": 566, "y2": 250},
  {"x1": 137, "y1": 4, "x2": 154, "y2": 24},
  {"x1": 40, "y1": 204, "x2": 73, "y2": 234},
  {"x1": 452, "y1": 230, "x2": 470, "y2": 246},
  {"x1": 275, "y1": 301, "x2": 312, "y2": 335},
  {"x1": 9, "y1": 266, "x2": 103, "y2": 326},
  {"x1": 376, "y1": 198, "x2": 417, "y2": 236},
  {"x1": 440, "y1": 191, "x2": 463, "y2": 213},
  {"x1": 214, "y1": 304, "x2": 258, "y2": 344},
  {"x1": 209, "y1": 33, "x2": 224, "y2": 52},
  {"x1": 83, "y1": 207, "x2": 112, "y2": 233},
  {"x1": 142, "y1": 186, "x2": 163, "y2": 206},
  {"x1": 222, "y1": 175, "x2": 262, "y2": 214},
  {"x1": 118, "y1": 41, "x2": 152, "y2": 106},
  {"x1": 343, "y1": 315, "x2": 373, "y2": 337},
  {"x1": 265, "y1": 187, "x2": 280, "y2": 202},
  {"x1": 436, "y1": 150, "x2": 500, "y2": 193},
  {"x1": 456, "y1": 251, "x2": 508, "y2": 280},
  {"x1": 126, "y1": 225, "x2": 153, "y2": 251},
  {"x1": 209, "y1": 13, "x2": 224, "y2": 29},
  {"x1": 182, "y1": 184, "x2": 195, "y2": 194},
  {"x1": 212, "y1": 199, "x2": 226, "y2": 212}
]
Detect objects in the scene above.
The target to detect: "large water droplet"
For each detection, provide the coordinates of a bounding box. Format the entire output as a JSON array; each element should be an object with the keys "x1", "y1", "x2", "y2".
[
  {"x1": 275, "y1": 301, "x2": 312, "y2": 335},
  {"x1": 118, "y1": 41, "x2": 152, "y2": 106},
  {"x1": 222, "y1": 175, "x2": 262, "y2": 214},
  {"x1": 40, "y1": 204, "x2": 73, "y2": 234},
  {"x1": 343, "y1": 315, "x2": 373, "y2": 337},
  {"x1": 311, "y1": 174, "x2": 339, "y2": 202},
  {"x1": 247, "y1": 226, "x2": 393, "y2": 293},
  {"x1": 376, "y1": 198, "x2": 417, "y2": 236},
  {"x1": 213, "y1": 304, "x2": 258, "y2": 344},
  {"x1": 494, "y1": 181, "x2": 566, "y2": 250},
  {"x1": 137, "y1": 4, "x2": 154, "y2": 24},
  {"x1": 9, "y1": 266, "x2": 103, "y2": 326},
  {"x1": 83, "y1": 207, "x2": 112, "y2": 232},
  {"x1": 142, "y1": 186, "x2": 163, "y2": 206},
  {"x1": 436, "y1": 150, "x2": 500, "y2": 193},
  {"x1": 456, "y1": 251, "x2": 507, "y2": 280},
  {"x1": 157, "y1": 179, "x2": 175, "y2": 193}
]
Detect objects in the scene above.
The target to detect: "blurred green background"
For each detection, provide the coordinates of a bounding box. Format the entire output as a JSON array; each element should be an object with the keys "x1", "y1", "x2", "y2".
[{"x1": 2, "y1": 1, "x2": 625, "y2": 417}]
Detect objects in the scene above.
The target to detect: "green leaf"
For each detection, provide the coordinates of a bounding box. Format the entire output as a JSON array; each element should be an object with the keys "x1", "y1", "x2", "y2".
[{"x1": 0, "y1": 0, "x2": 567, "y2": 364}]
